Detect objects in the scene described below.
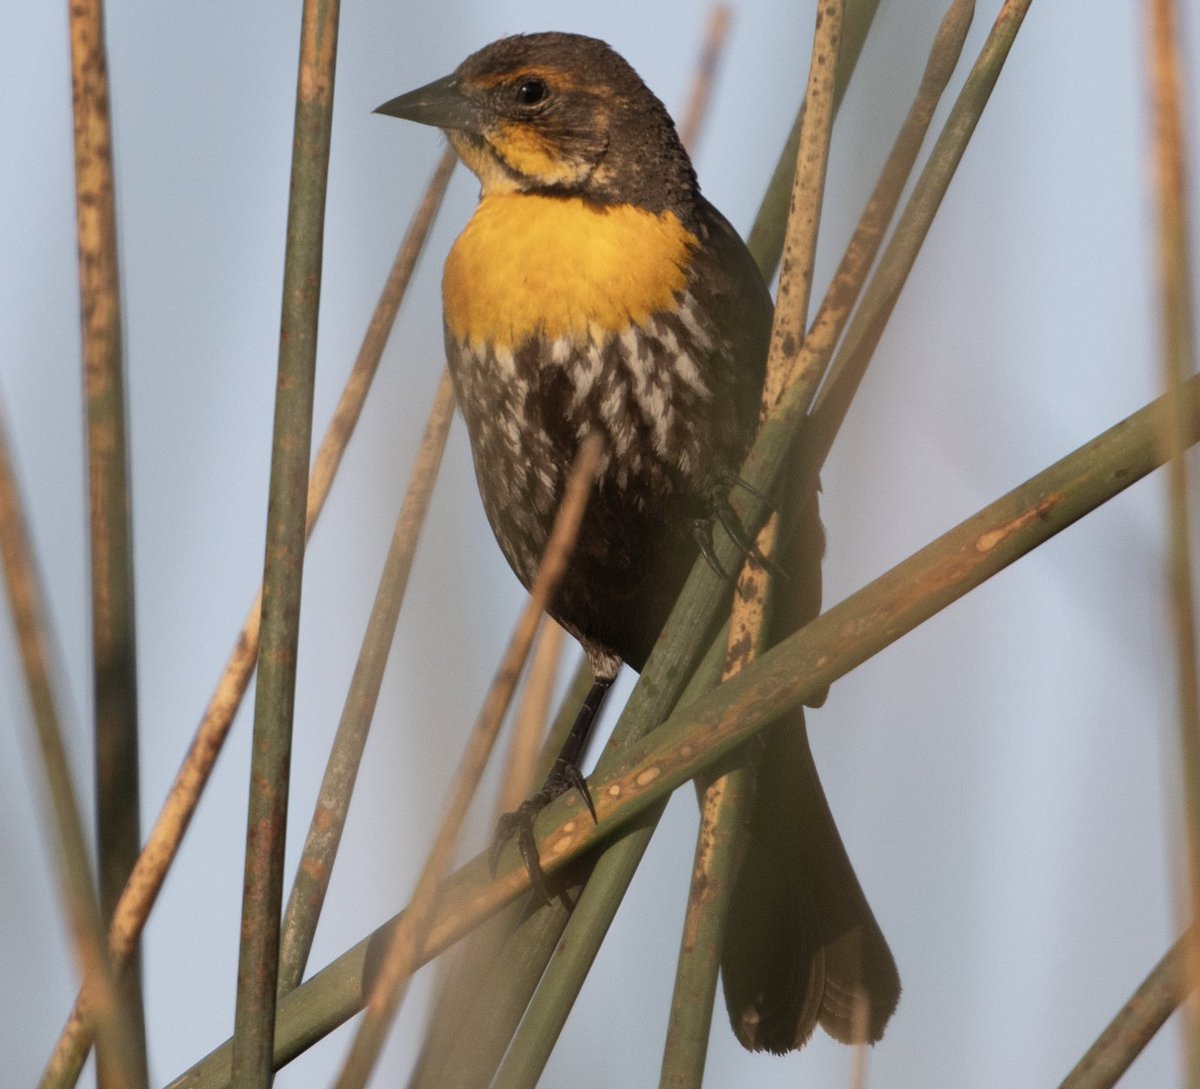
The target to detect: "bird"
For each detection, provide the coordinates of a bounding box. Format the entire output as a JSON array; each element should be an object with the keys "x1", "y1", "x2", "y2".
[{"x1": 376, "y1": 31, "x2": 899, "y2": 1053}]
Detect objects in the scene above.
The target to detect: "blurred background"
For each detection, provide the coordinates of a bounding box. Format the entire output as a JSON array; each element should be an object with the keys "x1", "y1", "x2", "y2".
[{"x1": 2, "y1": 0, "x2": 1196, "y2": 1086}]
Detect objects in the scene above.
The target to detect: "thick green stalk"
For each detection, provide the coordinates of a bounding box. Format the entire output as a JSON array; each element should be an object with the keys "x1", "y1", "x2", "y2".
[{"x1": 231, "y1": 2, "x2": 339, "y2": 1085}]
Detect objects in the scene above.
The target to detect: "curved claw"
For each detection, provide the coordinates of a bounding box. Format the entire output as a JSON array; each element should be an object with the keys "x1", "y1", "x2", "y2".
[
  {"x1": 561, "y1": 764, "x2": 598, "y2": 823},
  {"x1": 489, "y1": 806, "x2": 525, "y2": 875},
  {"x1": 514, "y1": 810, "x2": 553, "y2": 904},
  {"x1": 693, "y1": 518, "x2": 732, "y2": 581}
]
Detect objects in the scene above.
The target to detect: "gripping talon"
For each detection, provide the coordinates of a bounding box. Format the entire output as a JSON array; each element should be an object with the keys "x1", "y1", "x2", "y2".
[
  {"x1": 562, "y1": 764, "x2": 598, "y2": 823},
  {"x1": 491, "y1": 797, "x2": 554, "y2": 901},
  {"x1": 714, "y1": 500, "x2": 754, "y2": 552},
  {"x1": 714, "y1": 500, "x2": 791, "y2": 582},
  {"x1": 516, "y1": 814, "x2": 553, "y2": 903},
  {"x1": 490, "y1": 809, "x2": 522, "y2": 876},
  {"x1": 693, "y1": 518, "x2": 732, "y2": 581}
]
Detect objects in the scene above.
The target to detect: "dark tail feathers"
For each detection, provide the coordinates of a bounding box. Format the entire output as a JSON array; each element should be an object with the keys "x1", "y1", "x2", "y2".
[{"x1": 720, "y1": 712, "x2": 900, "y2": 1053}]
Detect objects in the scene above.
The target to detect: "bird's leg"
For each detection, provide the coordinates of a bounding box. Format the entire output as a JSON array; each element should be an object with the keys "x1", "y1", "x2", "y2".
[{"x1": 491, "y1": 674, "x2": 612, "y2": 903}]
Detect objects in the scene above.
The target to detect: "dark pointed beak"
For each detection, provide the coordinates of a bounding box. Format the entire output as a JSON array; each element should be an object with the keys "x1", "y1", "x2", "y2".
[{"x1": 374, "y1": 74, "x2": 481, "y2": 133}]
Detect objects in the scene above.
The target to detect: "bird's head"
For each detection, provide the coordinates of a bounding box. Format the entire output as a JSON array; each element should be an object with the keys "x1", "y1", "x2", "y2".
[{"x1": 376, "y1": 32, "x2": 697, "y2": 215}]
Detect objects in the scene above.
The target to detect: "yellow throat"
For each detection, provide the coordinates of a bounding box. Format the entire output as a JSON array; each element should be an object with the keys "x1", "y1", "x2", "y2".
[{"x1": 443, "y1": 193, "x2": 698, "y2": 352}]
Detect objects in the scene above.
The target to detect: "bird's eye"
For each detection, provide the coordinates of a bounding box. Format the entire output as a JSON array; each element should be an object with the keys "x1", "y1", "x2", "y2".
[{"x1": 514, "y1": 78, "x2": 549, "y2": 107}]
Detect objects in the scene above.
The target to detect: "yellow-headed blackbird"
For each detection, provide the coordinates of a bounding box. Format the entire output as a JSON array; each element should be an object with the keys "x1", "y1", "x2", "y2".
[{"x1": 377, "y1": 31, "x2": 899, "y2": 1053}]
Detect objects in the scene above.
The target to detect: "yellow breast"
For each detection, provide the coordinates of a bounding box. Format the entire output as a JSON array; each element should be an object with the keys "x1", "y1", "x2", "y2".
[{"x1": 443, "y1": 193, "x2": 698, "y2": 352}]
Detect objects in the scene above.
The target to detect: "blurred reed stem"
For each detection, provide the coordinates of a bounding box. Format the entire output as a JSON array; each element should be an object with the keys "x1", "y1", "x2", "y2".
[
  {"x1": 0, "y1": 400, "x2": 142, "y2": 1089},
  {"x1": 277, "y1": 367, "x2": 456, "y2": 994},
  {"x1": 1057, "y1": 932, "x2": 1194, "y2": 1089},
  {"x1": 676, "y1": 5, "x2": 731, "y2": 153},
  {"x1": 231, "y1": 1, "x2": 339, "y2": 1084},
  {"x1": 66, "y1": 0, "x2": 147, "y2": 1080},
  {"x1": 166, "y1": 366, "x2": 1200, "y2": 1089},
  {"x1": 330, "y1": 437, "x2": 604, "y2": 1089},
  {"x1": 405, "y1": 660, "x2": 591, "y2": 1089},
  {"x1": 1144, "y1": 0, "x2": 1200, "y2": 1079},
  {"x1": 419, "y1": 866, "x2": 588, "y2": 1089},
  {"x1": 498, "y1": 620, "x2": 567, "y2": 815}
]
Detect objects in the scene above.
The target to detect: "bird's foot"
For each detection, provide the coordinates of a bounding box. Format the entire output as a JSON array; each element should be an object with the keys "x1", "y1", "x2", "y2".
[
  {"x1": 695, "y1": 498, "x2": 790, "y2": 583},
  {"x1": 491, "y1": 762, "x2": 597, "y2": 904},
  {"x1": 715, "y1": 498, "x2": 789, "y2": 580}
]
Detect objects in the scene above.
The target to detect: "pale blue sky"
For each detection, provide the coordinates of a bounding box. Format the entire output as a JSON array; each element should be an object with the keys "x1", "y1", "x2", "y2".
[{"x1": 1, "y1": 1, "x2": 1194, "y2": 1086}]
